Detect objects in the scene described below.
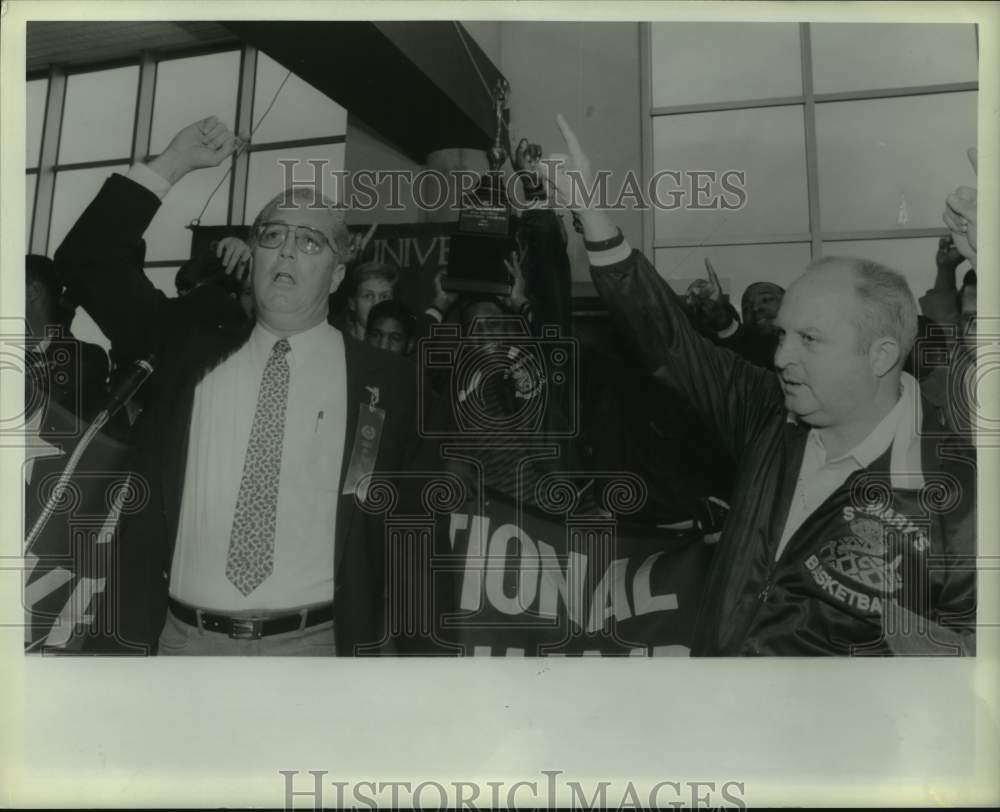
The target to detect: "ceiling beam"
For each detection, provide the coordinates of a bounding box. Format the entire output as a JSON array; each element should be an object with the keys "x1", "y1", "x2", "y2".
[{"x1": 222, "y1": 21, "x2": 505, "y2": 163}]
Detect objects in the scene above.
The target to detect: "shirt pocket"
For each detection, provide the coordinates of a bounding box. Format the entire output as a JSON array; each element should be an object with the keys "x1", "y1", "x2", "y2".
[{"x1": 309, "y1": 405, "x2": 344, "y2": 494}]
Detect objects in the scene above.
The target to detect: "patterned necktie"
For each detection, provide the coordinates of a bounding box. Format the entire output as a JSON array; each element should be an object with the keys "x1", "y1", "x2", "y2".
[{"x1": 225, "y1": 337, "x2": 291, "y2": 595}]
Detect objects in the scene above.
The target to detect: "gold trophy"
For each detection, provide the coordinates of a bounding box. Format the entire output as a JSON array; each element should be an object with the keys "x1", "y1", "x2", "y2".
[{"x1": 445, "y1": 79, "x2": 517, "y2": 296}]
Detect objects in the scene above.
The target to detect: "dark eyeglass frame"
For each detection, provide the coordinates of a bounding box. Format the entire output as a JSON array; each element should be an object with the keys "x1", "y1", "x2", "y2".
[{"x1": 255, "y1": 221, "x2": 333, "y2": 255}]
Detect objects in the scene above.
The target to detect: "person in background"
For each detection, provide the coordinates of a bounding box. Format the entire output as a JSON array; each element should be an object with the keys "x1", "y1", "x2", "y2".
[
  {"x1": 365, "y1": 298, "x2": 417, "y2": 355},
  {"x1": 422, "y1": 248, "x2": 579, "y2": 509},
  {"x1": 919, "y1": 236, "x2": 969, "y2": 329},
  {"x1": 684, "y1": 265, "x2": 740, "y2": 339},
  {"x1": 684, "y1": 258, "x2": 783, "y2": 369},
  {"x1": 741, "y1": 281, "x2": 784, "y2": 337},
  {"x1": 423, "y1": 267, "x2": 459, "y2": 327},
  {"x1": 921, "y1": 150, "x2": 981, "y2": 434},
  {"x1": 959, "y1": 268, "x2": 977, "y2": 337},
  {"x1": 333, "y1": 261, "x2": 398, "y2": 341},
  {"x1": 438, "y1": 294, "x2": 548, "y2": 509},
  {"x1": 421, "y1": 248, "x2": 534, "y2": 332},
  {"x1": 942, "y1": 148, "x2": 978, "y2": 271},
  {"x1": 940, "y1": 147, "x2": 978, "y2": 334},
  {"x1": 25, "y1": 254, "x2": 109, "y2": 423}
]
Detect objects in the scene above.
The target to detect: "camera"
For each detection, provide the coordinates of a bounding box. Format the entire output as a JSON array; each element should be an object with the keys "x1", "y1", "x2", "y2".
[
  {"x1": 418, "y1": 319, "x2": 577, "y2": 438},
  {"x1": 2, "y1": 323, "x2": 85, "y2": 441}
]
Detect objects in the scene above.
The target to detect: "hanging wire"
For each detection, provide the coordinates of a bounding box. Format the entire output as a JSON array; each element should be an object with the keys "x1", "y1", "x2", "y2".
[
  {"x1": 674, "y1": 216, "x2": 733, "y2": 279},
  {"x1": 454, "y1": 21, "x2": 726, "y2": 275},
  {"x1": 251, "y1": 68, "x2": 294, "y2": 132},
  {"x1": 452, "y1": 22, "x2": 511, "y2": 138},
  {"x1": 189, "y1": 68, "x2": 294, "y2": 226},
  {"x1": 194, "y1": 29, "x2": 501, "y2": 226}
]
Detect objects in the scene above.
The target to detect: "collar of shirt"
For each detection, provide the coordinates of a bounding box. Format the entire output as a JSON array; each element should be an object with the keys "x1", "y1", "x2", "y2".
[
  {"x1": 251, "y1": 320, "x2": 338, "y2": 371},
  {"x1": 803, "y1": 371, "x2": 920, "y2": 475}
]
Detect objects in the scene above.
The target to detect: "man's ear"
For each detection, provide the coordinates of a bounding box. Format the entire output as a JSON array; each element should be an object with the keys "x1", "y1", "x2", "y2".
[
  {"x1": 869, "y1": 335, "x2": 901, "y2": 377},
  {"x1": 329, "y1": 262, "x2": 346, "y2": 294}
]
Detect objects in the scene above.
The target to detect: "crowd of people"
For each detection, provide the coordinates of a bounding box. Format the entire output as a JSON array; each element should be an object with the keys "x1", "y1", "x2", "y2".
[{"x1": 24, "y1": 111, "x2": 979, "y2": 657}]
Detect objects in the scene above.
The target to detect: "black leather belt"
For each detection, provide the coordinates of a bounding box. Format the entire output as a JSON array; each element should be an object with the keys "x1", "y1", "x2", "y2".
[{"x1": 167, "y1": 597, "x2": 334, "y2": 640}]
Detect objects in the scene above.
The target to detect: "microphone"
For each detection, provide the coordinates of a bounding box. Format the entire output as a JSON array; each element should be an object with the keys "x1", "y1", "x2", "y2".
[{"x1": 100, "y1": 355, "x2": 155, "y2": 420}]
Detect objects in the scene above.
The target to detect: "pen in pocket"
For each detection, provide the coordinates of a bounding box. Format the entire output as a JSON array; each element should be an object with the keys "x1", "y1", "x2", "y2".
[{"x1": 315, "y1": 410, "x2": 324, "y2": 433}]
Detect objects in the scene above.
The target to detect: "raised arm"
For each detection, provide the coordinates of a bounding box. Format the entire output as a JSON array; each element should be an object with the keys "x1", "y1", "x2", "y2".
[
  {"x1": 542, "y1": 114, "x2": 785, "y2": 462},
  {"x1": 942, "y1": 147, "x2": 977, "y2": 269},
  {"x1": 54, "y1": 116, "x2": 241, "y2": 360}
]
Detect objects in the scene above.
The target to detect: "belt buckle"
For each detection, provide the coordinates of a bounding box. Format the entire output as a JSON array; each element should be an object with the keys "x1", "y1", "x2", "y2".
[{"x1": 229, "y1": 619, "x2": 262, "y2": 640}]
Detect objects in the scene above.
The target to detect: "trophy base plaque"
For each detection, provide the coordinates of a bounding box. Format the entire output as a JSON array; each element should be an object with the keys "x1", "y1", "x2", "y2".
[
  {"x1": 445, "y1": 167, "x2": 517, "y2": 298},
  {"x1": 458, "y1": 204, "x2": 511, "y2": 237},
  {"x1": 444, "y1": 231, "x2": 516, "y2": 298}
]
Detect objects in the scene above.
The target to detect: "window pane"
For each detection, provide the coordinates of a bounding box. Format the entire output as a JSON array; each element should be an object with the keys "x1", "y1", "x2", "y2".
[
  {"x1": 651, "y1": 23, "x2": 802, "y2": 107},
  {"x1": 68, "y1": 310, "x2": 109, "y2": 351},
  {"x1": 821, "y1": 238, "x2": 960, "y2": 302},
  {"x1": 27, "y1": 78, "x2": 48, "y2": 168},
  {"x1": 244, "y1": 143, "x2": 346, "y2": 223},
  {"x1": 812, "y1": 24, "x2": 978, "y2": 95},
  {"x1": 49, "y1": 165, "x2": 129, "y2": 255},
  {"x1": 652, "y1": 106, "x2": 809, "y2": 242},
  {"x1": 654, "y1": 242, "x2": 812, "y2": 315},
  {"x1": 150, "y1": 51, "x2": 240, "y2": 155},
  {"x1": 145, "y1": 265, "x2": 182, "y2": 298},
  {"x1": 816, "y1": 92, "x2": 977, "y2": 232},
  {"x1": 26, "y1": 173, "x2": 37, "y2": 250},
  {"x1": 251, "y1": 53, "x2": 347, "y2": 145},
  {"x1": 58, "y1": 66, "x2": 138, "y2": 164},
  {"x1": 144, "y1": 161, "x2": 232, "y2": 261}
]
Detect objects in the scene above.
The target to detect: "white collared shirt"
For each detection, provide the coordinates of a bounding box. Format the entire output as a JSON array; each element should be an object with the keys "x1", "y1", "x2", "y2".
[
  {"x1": 775, "y1": 373, "x2": 918, "y2": 561},
  {"x1": 169, "y1": 321, "x2": 347, "y2": 611}
]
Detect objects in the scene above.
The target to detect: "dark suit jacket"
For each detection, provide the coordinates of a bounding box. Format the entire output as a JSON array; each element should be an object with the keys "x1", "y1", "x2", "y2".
[{"x1": 55, "y1": 173, "x2": 427, "y2": 655}]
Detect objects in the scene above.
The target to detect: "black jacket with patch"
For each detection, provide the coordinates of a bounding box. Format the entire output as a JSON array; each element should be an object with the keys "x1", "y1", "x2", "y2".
[{"x1": 589, "y1": 241, "x2": 976, "y2": 656}]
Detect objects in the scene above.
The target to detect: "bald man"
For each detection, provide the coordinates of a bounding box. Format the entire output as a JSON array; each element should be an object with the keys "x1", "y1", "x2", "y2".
[
  {"x1": 55, "y1": 117, "x2": 428, "y2": 656},
  {"x1": 545, "y1": 115, "x2": 975, "y2": 656}
]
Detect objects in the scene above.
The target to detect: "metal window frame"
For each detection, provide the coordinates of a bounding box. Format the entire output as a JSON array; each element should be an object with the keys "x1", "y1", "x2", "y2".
[
  {"x1": 29, "y1": 66, "x2": 66, "y2": 255},
  {"x1": 26, "y1": 41, "x2": 349, "y2": 268},
  {"x1": 641, "y1": 21, "x2": 980, "y2": 264}
]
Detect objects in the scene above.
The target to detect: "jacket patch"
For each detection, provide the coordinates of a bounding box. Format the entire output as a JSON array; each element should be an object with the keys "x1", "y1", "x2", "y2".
[
  {"x1": 842, "y1": 504, "x2": 930, "y2": 552},
  {"x1": 804, "y1": 518, "x2": 905, "y2": 615}
]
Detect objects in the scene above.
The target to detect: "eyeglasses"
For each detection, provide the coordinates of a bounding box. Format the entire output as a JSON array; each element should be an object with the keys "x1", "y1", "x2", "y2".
[{"x1": 255, "y1": 222, "x2": 332, "y2": 255}]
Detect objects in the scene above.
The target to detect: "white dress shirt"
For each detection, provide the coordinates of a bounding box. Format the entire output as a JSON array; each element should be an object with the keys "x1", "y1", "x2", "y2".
[
  {"x1": 169, "y1": 321, "x2": 348, "y2": 611},
  {"x1": 775, "y1": 373, "x2": 917, "y2": 561}
]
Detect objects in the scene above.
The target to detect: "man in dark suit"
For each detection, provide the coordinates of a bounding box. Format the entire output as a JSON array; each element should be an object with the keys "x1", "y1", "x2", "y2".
[{"x1": 55, "y1": 116, "x2": 429, "y2": 656}]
